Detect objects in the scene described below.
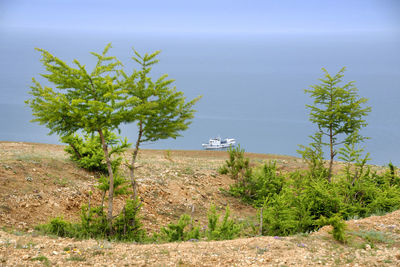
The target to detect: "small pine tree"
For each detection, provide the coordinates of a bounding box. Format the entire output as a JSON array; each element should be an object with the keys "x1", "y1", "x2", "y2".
[
  {"x1": 305, "y1": 67, "x2": 371, "y2": 181},
  {"x1": 119, "y1": 49, "x2": 201, "y2": 199},
  {"x1": 160, "y1": 214, "x2": 200, "y2": 242},
  {"x1": 26, "y1": 44, "x2": 124, "y2": 230},
  {"x1": 207, "y1": 204, "x2": 241, "y2": 240}
]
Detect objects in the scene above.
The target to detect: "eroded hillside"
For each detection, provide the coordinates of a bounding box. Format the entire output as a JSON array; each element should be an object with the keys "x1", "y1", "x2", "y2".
[{"x1": 0, "y1": 142, "x2": 399, "y2": 266}]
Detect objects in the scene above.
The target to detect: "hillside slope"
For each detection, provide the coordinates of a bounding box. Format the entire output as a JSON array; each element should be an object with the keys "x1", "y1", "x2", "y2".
[{"x1": 0, "y1": 142, "x2": 399, "y2": 266}]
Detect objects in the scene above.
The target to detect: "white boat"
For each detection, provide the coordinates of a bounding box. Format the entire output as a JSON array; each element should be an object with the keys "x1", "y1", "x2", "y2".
[{"x1": 202, "y1": 137, "x2": 236, "y2": 150}]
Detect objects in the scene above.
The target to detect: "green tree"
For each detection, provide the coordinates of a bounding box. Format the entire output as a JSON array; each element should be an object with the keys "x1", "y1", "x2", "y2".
[
  {"x1": 305, "y1": 67, "x2": 371, "y2": 181},
  {"x1": 26, "y1": 44, "x2": 125, "y2": 231},
  {"x1": 120, "y1": 49, "x2": 201, "y2": 198},
  {"x1": 26, "y1": 44, "x2": 201, "y2": 233}
]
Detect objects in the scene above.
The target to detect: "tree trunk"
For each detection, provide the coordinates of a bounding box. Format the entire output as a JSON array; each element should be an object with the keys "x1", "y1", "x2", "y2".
[
  {"x1": 130, "y1": 121, "x2": 143, "y2": 199},
  {"x1": 101, "y1": 190, "x2": 106, "y2": 209},
  {"x1": 328, "y1": 126, "x2": 334, "y2": 182},
  {"x1": 259, "y1": 207, "x2": 263, "y2": 236},
  {"x1": 69, "y1": 143, "x2": 82, "y2": 159},
  {"x1": 98, "y1": 129, "x2": 114, "y2": 234}
]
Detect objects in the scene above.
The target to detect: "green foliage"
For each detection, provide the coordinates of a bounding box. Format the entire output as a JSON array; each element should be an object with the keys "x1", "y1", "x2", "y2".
[
  {"x1": 113, "y1": 198, "x2": 147, "y2": 241},
  {"x1": 221, "y1": 146, "x2": 285, "y2": 206},
  {"x1": 386, "y1": 162, "x2": 400, "y2": 186},
  {"x1": 26, "y1": 43, "x2": 124, "y2": 136},
  {"x1": 229, "y1": 161, "x2": 285, "y2": 206},
  {"x1": 218, "y1": 145, "x2": 251, "y2": 179},
  {"x1": 206, "y1": 204, "x2": 242, "y2": 240},
  {"x1": 220, "y1": 147, "x2": 400, "y2": 237},
  {"x1": 304, "y1": 67, "x2": 371, "y2": 178},
  {"x1": 61, "y1": 130, "x2": 130, "y2": 174},
  {"x1": 96, "y1": 173, "x2": 130, "y2": 197},
  {"x1": 318, "y1": 215, "x2": 347, "y2": 243},
  {"x1": 160, "y1": 214, "x2": 200, "y2": 242},
  {"x1": 47, "y1": 217, "x2": 73, "y2": 237},
  {"x1": 305, "y1": 67, "x2": 371, "y2": 148},
  {"x1": 79, "y1": 205, "x2": 108, "y2": 239},
  {"x1": 26, "y1": 43, "x2": 130, "y2": 226},
  {"x1": 219, "y1": 145, "x2": 256, "y2": 201},
  {"x1": 338, "y1": 132, "x2": 371, "y2": 184},
  {"x1": 27, "y1": 43, "x2": 201, "y2": 229},
  {"x1": 297, "y1": 132, "x2": 327, "y2": 179},
  {"x1": 262, "y1": 191, "x2": 299, "y2": 236},
  {"x1": 121, "y1": 49, "x2": 201, "y2": 198},
  {"x1": 37, "y1": 198, "x2": 145, "y2": 242},
  {"x1": 120, "y1": 50, "x2": 202, "y2": 144}
]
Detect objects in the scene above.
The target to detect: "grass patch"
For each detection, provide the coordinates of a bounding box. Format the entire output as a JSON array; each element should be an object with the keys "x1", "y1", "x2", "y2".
[
  {"x1": 67, "y1": 255, "x2": 86, "y2": 262},
  {"x1": 15, "y1": 154, "x2": 42, "y2": 164},
  {"x1": 53, "y1": 177, "x2": 69, "y2": 187},
  {"x1": 349, "y1": 230, "x2": 395, "y2": 247},
  {"x1": 31, "y1": 255, "x2": 51, "y2": 266},
  {"x1": 92, "y1": 250, "x2": 105, "y2": 256}
]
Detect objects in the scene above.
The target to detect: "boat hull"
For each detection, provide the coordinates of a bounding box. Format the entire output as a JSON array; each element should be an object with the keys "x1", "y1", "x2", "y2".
[
  {"x1": 202, "y1": 144, "x2": 234, "y2": 150},
  {"x1": 202, "y1": 137, "x2": 236, "y2": 150}
]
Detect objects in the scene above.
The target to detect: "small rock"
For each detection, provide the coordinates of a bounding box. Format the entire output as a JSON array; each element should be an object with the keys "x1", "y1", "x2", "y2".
[
  {"x1": 3, "y1": 165, "x2": 12, "y2": 170},
  {"x1": 22, "y1": 255, "x2": 30, "y2": 260},
  {"x1": 52, "y1": 251, "x2": 58, "y2": 255}
]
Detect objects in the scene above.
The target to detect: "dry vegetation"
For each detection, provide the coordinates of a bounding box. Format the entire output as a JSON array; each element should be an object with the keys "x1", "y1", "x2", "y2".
[{"x1": 0, "y1": 142, "x2": 399, "y2": 266}]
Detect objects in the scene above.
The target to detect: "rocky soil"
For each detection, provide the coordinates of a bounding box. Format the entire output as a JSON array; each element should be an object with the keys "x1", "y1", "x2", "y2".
[{"x1": 0, "y1": 142, "x2": 399, "y2": 266}]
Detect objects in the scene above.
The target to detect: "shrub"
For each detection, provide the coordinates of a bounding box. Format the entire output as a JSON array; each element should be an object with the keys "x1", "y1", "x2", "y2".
[
  {"x1": 261, "y1": 188, "x2": 300, "y2": 236},
  {"x1": 219, "y1": 146, "x2": 400, "y2": 237},
  {"x1": 218, "y1": 145, "x2": 251, "y2": 181},
  {"x1": 47, "y1": 217, "x2": 74, "y2": 237},
  {"x1": 246, "y1": 162, "x2": 284, "y2": 206},
  {"x1": 36, "y1": 198, "x2": 146, "y2": 242},
  {"x1": 318, "y1": 215, "x2": 347, "y2": 243},
  {"x1": 80, "y1": 205, "x2": 108, "y2": 239},
  {"x1": 113, "y1": 198, "x2": 147, "y2": 242},
  {"x1": 61, "y1": 130, "x2": 130, "y2": 174},
  {"x1": 206, "y1": 204, "x2": 241, "y2": 240},
  {"x1": 160, "y1": 214, "x2": 200, "y2": 242}
]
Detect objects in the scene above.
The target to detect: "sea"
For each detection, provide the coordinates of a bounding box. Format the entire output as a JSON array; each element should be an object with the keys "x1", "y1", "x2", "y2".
[{"x1": 0, "y1": 29, "x2": 399, "y2": 166}]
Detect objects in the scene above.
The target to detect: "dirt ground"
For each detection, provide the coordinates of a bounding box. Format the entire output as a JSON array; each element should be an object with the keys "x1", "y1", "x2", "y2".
[{"x1": 0, "y1": 142, "x2": 399, "y2": 266}]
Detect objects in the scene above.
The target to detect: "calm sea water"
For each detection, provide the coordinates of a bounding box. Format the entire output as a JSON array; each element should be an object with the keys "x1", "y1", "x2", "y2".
[{"x1": 1, "y1": 29, "x2": 399, "y2": 165}]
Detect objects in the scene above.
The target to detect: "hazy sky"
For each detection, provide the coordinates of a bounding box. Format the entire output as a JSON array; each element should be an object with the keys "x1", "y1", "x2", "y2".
[{"x1": 1, "y1": 0, "x2": 399, "y2": 34}]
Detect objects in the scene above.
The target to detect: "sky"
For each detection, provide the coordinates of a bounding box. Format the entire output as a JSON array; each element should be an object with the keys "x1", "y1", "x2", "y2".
[{"x1": 1, "y1": 0, "x2": 399, "y2": 35}]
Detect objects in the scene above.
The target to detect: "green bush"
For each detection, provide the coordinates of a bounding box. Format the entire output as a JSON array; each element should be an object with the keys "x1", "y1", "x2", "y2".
[
  {"x1": 36, "y1": 198, "x2": 146, "y2": 242},
  {"x1": 318, "y1": 215, "x2": 347, "y2": 243},
  {"x1": 80, "y1": 205, "x2": 108, "y2": 239},
  {"x1": 206, "y1": 204, "x2": 241, "y2": 240},
  {"x1": 48, "y1": 217, "x2": 74, "y2": 237},
  {"x1": 221, "y1": 146, "x2": 285, "y2": 204},
  {"x1": 113, "y1": 198, "x2": 147, "y2": 242},
  {"x1": 261, "y1": 188, "x2": 301, "y2": 236},
  {"x1": 61, "y1": 130, "x2": 130, "y2": 174},
  {"x1": 160, "y1": 214, "x2": 200, "y2": 242},
  {"x1": 219, "y1": 146, "x2": 400, "y2": 237},
  {"x1": 218, "y1": 145, "x2": 251, "y2": 181}
]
